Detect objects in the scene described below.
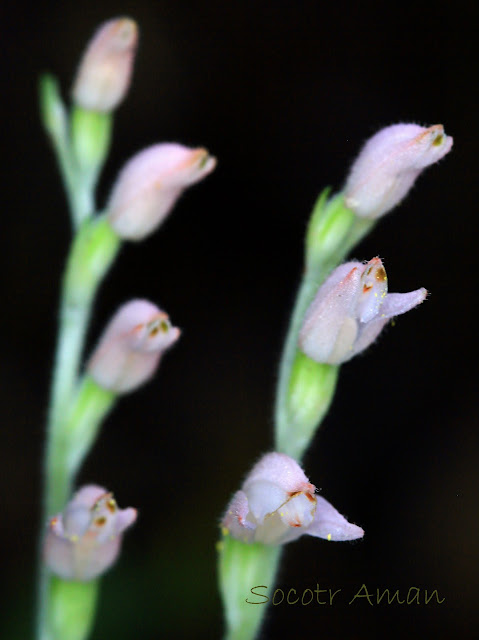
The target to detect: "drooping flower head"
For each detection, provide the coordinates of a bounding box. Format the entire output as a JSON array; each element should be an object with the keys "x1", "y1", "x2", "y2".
[
  {"x1": 107, "y1": 143, "x2": 216, "y2": 240},
  {"x1": 299, "y1": 257, "x2": 427, "y2": 365},
  {"x1": 344, "y1": 123, "x2": 453, "y2": 219},
  {"x1": 72, "y1": 17, "x2": 139, "y2": 112},
  {"x1": 222, "y1": 452, "x2": 363, "y2": 545},
  {"x1": 87, "y1": 299, "x2": 180, "y2": 393},
  {"x1": 43, "y1": 485, "x2": 137, "y2": 581}
]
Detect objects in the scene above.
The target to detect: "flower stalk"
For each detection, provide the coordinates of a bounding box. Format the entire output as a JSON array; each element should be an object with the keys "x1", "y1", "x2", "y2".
[
  {"x1": 38, "y1": 19, "x2": 136, "y2": 639},
  {"x1": 47, "y1": 217, "x2": 120, "y2": 471},
  {"x1": 40, "y1": 142, "x2": 121, "y2": 640},
  {"x1": 220, "y1": 194, "x2": 362, "y2": 640},
  {"x1": 219, "y1": 122, "x2": 452, "y2": 640},
  {"x1": 38, "y1": 17, "x2": 216, "y2": 640},
  {"x1": 46, "y1": 578, "x2": 99, "y2": 640},
  {"x1": 218, "y1": 536, "x2": 281, "y2": 640},
  {"x1": 275, "y1": 191, "x2": 366, "y2": 460}
]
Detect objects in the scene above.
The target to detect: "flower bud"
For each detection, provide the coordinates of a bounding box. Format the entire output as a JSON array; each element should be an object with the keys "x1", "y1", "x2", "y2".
[
  {"x1": 299, "y1": 258, "x2": 427, "y2": 365},
  {"x1": 44, "y1": 485, "x2": 137, "y2": 581},
  {"x1": 72, "y1": 18, "x2": 138, "y2": 112},
  {"x1": 222, "y1": 452, "x2": 363, "y2": 545},
  {"x1": 106, "y1": 143, "x2": 216, "y2": 240},
  {"x1": 87, "y1": 299, "x2": 180, "y2": 393},
  {"x1": 344, "y1": 123, "x2": 453, "y2": 219}
]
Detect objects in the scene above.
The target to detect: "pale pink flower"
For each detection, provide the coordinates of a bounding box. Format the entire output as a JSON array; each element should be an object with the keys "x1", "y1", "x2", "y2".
[
  {"x1": 107, "y1": 143, "x2": 216, "y2": 240},
  {"x1": 344, "y1": 123, "x2": 453, "y2": 219},
  {"x1": 72, "y1": 17, "x2": 138, "y2": 112},
  {"x1": 299, "y1": 258, "x2": 427, "y2": 365},
  {"x1": 222, "y1": 452, "x2": 363, "y2": 545},
  {"x1": 43, "y1": 485, "x2": 137, "y2": 581},
  {"x1": 87, "y1": 299, "x2": 180, "y2": 393}
]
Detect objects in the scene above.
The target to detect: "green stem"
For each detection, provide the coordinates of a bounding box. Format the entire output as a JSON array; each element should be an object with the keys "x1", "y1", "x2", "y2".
[
  {"x1": 274, "y1": 274, "x2": 325, "y2": 453},
  {"x1": 65, "y1": 376, "x2": 116, "y2": 481},
  {"x1": 274, "y1": 192, "x2": 374, "y2": 459},
  {"x1": 70, "y1": 107, "x2": 113, "y2": 227},
  {"x1": 218, "y1": 536, "x2": 281, "y2": 640},
  {"x1": 39, "y1": 75, "x2": 112, "y2": 229},
  {"x1": 39, "y1": 218, "x2": 120, "y2": 640},
  {"x1": 45, "y1": 577, "x2": 99, "y2": 640},
  {"x1": 46, "y1": 217, "x2": 120, "y2": 511},
  {"x1": 39, "y1": 75, "x2": 118, "y2": 640}
]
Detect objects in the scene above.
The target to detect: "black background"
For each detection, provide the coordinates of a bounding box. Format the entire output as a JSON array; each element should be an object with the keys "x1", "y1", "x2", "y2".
[{"x1": 2, "y1": 1, "x2": 478, "y2": 639}]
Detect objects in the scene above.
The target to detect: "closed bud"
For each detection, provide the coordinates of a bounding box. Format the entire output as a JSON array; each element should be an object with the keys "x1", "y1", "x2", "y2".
[
  {"x1": 222, "y1": 452, "x2": 363, "y2": 545},
  {"x1": 106, "y1": 143, "x2": 216, "y2": 240},
  {"x1": 87, "y1": 299, "x2": 180, "y2": 393},
  {"x1": 44, "y1": 485, "x2": 137, "y2": 581},
  {"x1": 299, "y1": 258, "x2": 427, "y2": 365},
  {"x1": 344, "y1": 123, "x2": 453, "y2": 219},
  {"x1": 72, "y1": 18, "x2": 138, "y2": 112}
]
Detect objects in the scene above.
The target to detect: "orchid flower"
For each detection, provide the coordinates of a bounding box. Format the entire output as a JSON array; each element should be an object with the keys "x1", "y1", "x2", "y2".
[
  {"x1": 107, "y1": 143, "x2": 216, "y2": 240},
  {"x1": 72, "y1": 17, "x2": 139, "y2": 113},
  {"x1": 344, "y1": 123, "x2": 453, "y2": 219},
  {"x1": 43, "y1": 485, "x2": 137, "y2": 581},
  {"x1": 87, "y1": 299, "x2": 180, "y2": 393},
  {"x1": 299, "y1": 257, "x2": 427, "y2": 365},
  {"x1": 222, "y1": 452, "x2": 363, "y2": 545}
]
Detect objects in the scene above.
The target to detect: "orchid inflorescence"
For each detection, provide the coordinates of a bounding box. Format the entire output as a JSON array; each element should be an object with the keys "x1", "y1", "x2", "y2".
[
  {"x1": 219, "y1": 122, "x2": 452, "y2": 639},
  {"x1": 37, "y1": 13, "x2": 453, "y2": 640},
  {"x1": 38, "y1": 16, "x2": 215, "y2": 640}
]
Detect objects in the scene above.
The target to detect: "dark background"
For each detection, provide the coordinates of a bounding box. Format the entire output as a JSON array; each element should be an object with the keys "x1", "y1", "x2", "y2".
[{"x1": 2, "y1": 1, "x2": 478, "y2": 638}]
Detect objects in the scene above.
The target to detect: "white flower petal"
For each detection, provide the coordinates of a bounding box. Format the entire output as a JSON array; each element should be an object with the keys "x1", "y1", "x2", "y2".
[
  {"x1": 243, "y1": 480, "x2": 288, "y2": 523},
  {"x1": 380, "y1": 289, "x2": 427, "y2": 319},
  {"x1": 305, "y1": 496, "x2": 364, "y2": 542}
]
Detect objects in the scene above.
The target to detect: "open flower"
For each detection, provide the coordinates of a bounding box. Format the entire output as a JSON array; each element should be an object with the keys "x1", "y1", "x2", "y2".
[
  {"x1": 87, "y1": 299, "x2": 180, "y2": 393},
  {"x1": 299, "y1": 258, "x2": 427, "y2": 365},
  {"x1": 107, "y1": 143, "x2": 216, "y2": 240},
  {"x1": 72, "y1": 17, "x2": 139, "y2": 112},
  {"x1": 344, "y1": 123, "x2": 453, "y2": 219},
  {"x1": 43, "y1": 485, "x2": 137, "y2": 581},
  {"x1": 222, "y1": 452, "x2": 363, "y2": 545}
]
